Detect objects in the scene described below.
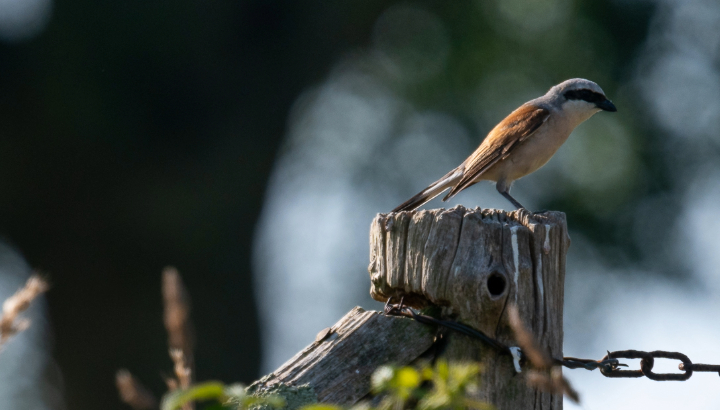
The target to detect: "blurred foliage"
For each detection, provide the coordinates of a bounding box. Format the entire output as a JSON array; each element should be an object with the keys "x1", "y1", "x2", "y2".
[
  {"x1": 156, "y1": 361, "x2": 488, "y2": 410},
  {"x1": 302, "y1": 361, "x2": 491, "y2": 410},
  {"x1": 160, "y1": 381, "x2": 284, "y2": 410}
]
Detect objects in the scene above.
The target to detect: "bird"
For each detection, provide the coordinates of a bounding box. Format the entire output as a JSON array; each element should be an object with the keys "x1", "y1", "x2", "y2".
[{"x1": 392, "y1": 78, "x2": 617, "y2": 213}]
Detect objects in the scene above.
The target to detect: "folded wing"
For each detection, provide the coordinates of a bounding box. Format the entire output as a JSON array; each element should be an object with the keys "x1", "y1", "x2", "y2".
[{"x1": 443, "y1": 104, "x2": 550, "y2": 200}]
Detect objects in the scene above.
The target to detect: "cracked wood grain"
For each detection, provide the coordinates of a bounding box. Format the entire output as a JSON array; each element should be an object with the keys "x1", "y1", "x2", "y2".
[
  {"x1": 251, "y1": 307, "x2": 435, "y2": 407},
  {"x1": 369, "y1": 205, "x2": 570, "y2": 410}
]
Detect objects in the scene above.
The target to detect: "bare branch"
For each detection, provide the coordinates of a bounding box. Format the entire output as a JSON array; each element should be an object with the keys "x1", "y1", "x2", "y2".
[
  {"x1": 116, "y1": 369, "x2": 158, "y2": 410},
  {"x1": 162, "y1": 267, "x2": 195, "y2": 370},
  {"x1": 507, "y1": 305, "x2": 553, "y2": 369},
  {"x1": 508, "y1": 305, "x2": 579, "y2": 403},
  {"x1": 170, "y1": 348, "x2": 192, "y2": 390},
  {"x1": 0, "y1": 274, "x2": 49, "y2": 348}
]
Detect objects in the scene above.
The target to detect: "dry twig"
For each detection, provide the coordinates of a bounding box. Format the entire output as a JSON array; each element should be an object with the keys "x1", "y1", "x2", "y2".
[
  {"x1": 526, "y1": 368, "x2": 580, "y2": 403},
  {"x1": 507, "y1": 305, "x2": 579, "y2": 403},
  {"x1": 116, "y1": 369, "x2": 158, "y2": 410},
  {"x1": 117, "y1": 268, "x2": 198, "y2": 410},
  {"x1": 170, "y1": 348, "x2": 192, "y2": 390},
  {"x1": 0, "y1": 274, "x2": 49, "y2": 348},
  {"x1": 507, "y1": 306, "x2": 553, "y2": 369},
  {"x1": 162, "y1": 266, "x2": 195, "y2": 371},
  {"x1": 163, "y1": 267, "x2": 195, "y2": 410}
]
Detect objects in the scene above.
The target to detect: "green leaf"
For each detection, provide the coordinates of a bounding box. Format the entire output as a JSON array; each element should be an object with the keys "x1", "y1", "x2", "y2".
[
  {"x1": 300, "y1": 404, "x2": 344, "y2": 410},
  {"x1": 394, "y1": 368, "x2": 421, "y2": 389},
  {"x1": 235, "y1": 394, "x2": 286, "y2": 409},
  {"x1": 435, "y1": 361, "x2": 449, "y2": 381},
  {"x1": 161, "y1": 382, "x2": 227, "y2": 410},
  {"x1": 201, "y1": 404, "x2": 231, "y2": 410}
]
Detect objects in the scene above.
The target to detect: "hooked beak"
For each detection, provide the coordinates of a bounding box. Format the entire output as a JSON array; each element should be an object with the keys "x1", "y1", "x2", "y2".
[{"x1": 596, "y1": 99, "x2": 617, "y2": 112}]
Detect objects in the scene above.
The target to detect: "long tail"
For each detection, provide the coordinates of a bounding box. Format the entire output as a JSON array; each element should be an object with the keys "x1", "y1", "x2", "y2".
[{"x1": 392, "y1": 169, "x2": 462, "y2": 212}]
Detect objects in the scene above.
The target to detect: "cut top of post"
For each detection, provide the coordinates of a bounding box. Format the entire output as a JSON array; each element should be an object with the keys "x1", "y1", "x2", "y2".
[{"x1": 368, "y1": 205, "x2": 569, "y2": 334}]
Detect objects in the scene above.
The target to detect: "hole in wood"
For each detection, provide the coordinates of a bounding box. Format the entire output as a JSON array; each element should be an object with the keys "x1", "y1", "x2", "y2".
[{"x1": 486, "y1": 273, "x2": 506, "y2": 296}]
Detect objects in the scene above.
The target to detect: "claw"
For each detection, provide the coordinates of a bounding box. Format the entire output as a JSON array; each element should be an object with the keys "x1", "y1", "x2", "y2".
[{"x1": 384, "y1": 297, "x2": 394, "y2": 315}]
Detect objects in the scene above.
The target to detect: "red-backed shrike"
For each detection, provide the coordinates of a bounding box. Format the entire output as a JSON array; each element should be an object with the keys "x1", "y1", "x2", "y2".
[{"x1": 393, "y1": 78, "x2": 617, "y2": 212}]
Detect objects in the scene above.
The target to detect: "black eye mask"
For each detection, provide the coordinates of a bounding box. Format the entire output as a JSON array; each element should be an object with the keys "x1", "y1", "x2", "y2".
[{"x1": 563, "y1": 89, "x2": 606, "y2": 104}]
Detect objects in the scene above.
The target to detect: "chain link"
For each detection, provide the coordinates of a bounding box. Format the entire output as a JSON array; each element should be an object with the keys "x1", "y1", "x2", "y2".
[{"x1": 383, "y1": 298, "x2": 720, "y2": 381}]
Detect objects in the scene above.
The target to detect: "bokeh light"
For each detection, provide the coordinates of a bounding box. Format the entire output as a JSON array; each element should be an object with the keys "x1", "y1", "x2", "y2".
[{"x1": 0, "y1": 0, "x2": 51, "y2": 42}]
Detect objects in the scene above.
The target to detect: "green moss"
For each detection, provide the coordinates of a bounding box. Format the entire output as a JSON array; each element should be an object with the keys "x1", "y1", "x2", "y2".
[{"x1": 247, "y1": 382, "x2": 317, "y2": 410}]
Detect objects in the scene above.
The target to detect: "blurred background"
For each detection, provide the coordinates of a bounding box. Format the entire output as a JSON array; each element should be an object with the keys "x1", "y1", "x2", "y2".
[{"x1": 1, "y1": 0, "x2": 720, "y2": 409}]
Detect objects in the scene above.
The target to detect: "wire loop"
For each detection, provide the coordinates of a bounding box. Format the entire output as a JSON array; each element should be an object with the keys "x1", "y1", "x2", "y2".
[{"x1": 384, "y1": 299, "x2": 719, "y2": 382}]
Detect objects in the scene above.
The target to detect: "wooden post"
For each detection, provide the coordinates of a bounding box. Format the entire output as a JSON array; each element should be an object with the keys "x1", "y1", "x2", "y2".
[
  {"x1": 248, "y1": 308, "x2": 436, "y2": 408},
  {"x1": 252, "y1": 205, "x2": 569, "y2": 410},
  {"x1": 369, "y1": 205, "x2": 570, "y2": 409}
]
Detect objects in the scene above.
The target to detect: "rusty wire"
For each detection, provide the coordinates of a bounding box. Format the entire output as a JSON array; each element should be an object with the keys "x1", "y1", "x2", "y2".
[{"x1": 383, "y1": 298, "x2": 720, "y2": 382}]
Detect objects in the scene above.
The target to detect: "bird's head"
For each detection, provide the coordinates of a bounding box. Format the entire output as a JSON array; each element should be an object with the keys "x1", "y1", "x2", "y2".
[{"x1": 547, "y1": 78, "x2": 617, "y2": 117}]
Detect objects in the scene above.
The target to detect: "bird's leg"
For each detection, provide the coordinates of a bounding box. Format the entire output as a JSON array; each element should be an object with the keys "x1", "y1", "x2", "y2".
[
  {"x1": 501, "y1": 191, "x2": 526, "y2": 210},
  {"x1": 497, "y1": 183, "x2": 548, "y2": 214},
  {"x1": 496, "y1": 180, "x2": 526, "y2": 210}
]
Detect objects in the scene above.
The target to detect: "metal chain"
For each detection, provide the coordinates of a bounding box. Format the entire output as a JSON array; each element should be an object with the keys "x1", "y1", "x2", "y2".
[{"x1": 383, "y1": 298, "x2": 720, "y2": 381}]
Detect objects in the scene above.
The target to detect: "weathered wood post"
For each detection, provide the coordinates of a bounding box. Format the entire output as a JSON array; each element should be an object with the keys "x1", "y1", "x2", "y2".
[
  {"x1": 251, "y1": 205, "x2": 569, "y2": 410},
  {"x1": 369, "y1": 205, "x2": 570, "y2": 409}
]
